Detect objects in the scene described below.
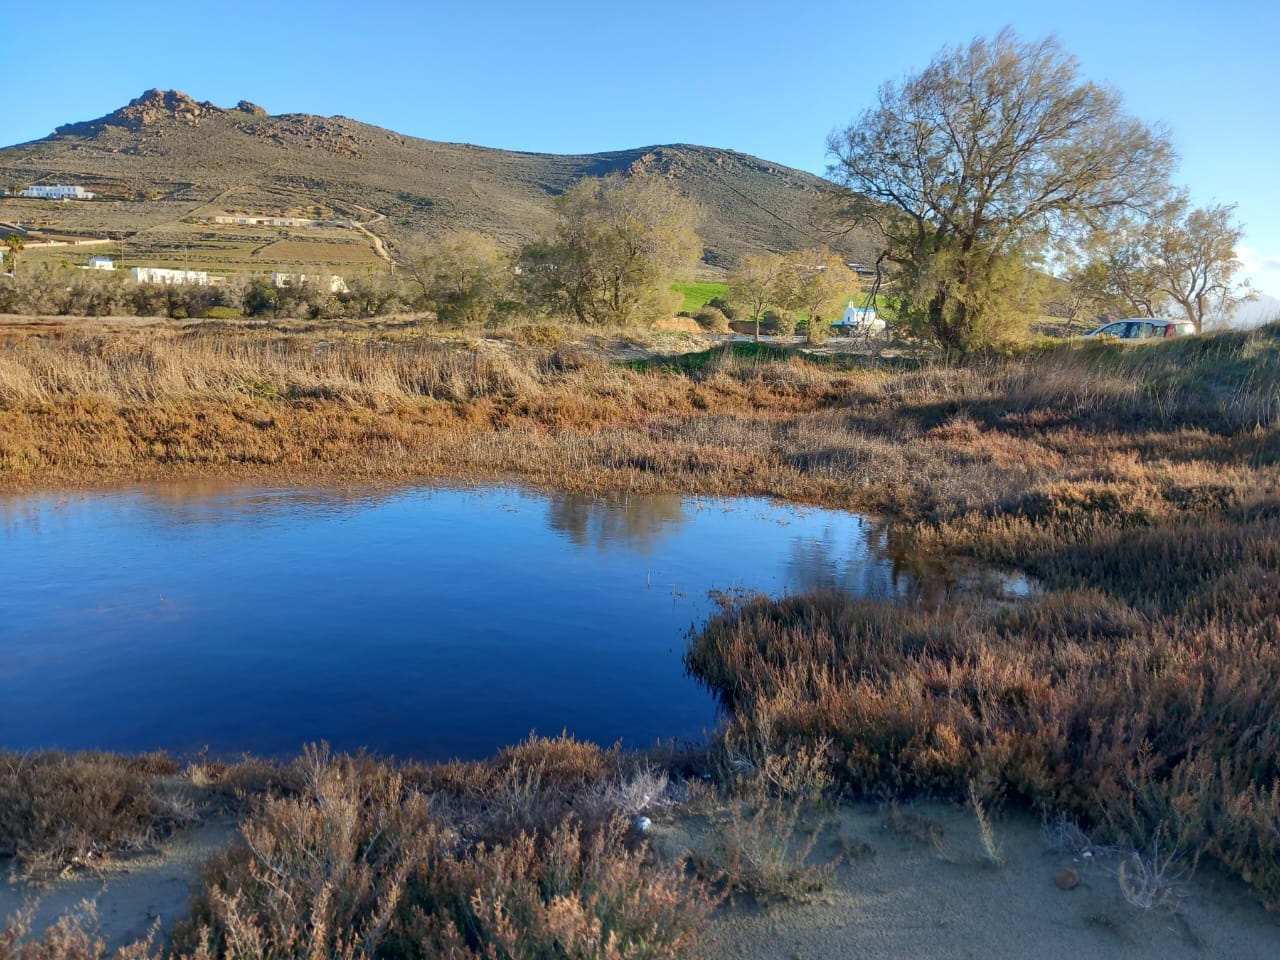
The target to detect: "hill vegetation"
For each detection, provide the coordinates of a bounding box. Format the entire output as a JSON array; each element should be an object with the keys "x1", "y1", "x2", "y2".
[{"x1": 0, "y1": 89, "x2": 858, "y2": 272}]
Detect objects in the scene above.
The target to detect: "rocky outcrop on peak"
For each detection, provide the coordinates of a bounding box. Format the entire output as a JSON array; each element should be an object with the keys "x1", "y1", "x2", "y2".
[{"x1": 54, "y1": 89, "x2": 223, "y2": 136}]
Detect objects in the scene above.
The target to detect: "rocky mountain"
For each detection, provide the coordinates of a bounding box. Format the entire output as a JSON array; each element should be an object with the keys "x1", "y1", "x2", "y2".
[{"x1": 0, "y1": 90, "x2": 859, "y2": 269}]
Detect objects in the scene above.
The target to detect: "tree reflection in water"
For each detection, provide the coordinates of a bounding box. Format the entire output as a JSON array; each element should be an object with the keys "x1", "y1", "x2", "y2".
[{"x1": 545, "y1": 492, "x2": 688, "y2": 553}]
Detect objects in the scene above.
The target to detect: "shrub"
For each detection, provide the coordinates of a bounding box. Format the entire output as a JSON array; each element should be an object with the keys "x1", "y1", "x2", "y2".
[
  {"x1": 760, "y1": 311, "x2": 793, "y2": 336},
  {"x1": 0, "y1": 903, "x2": 162, "y2": 960},
  {"x1": 175, "y1": 744, "x2": 714, "y2": 960},
  {"x1": 685, "y1": 585, "x2": 1280, "y2": 907},
  {"x1": 0, "y1": 751, "x2": 187, "y2": 878},
  {"x1": 706, "y1": 296, "x2": 738, "y2": 320},
  {"x1": 693, "y1": 306, "x2": 729, "y2": 333},
  {"x1": 690, "y1": 796, "x2": 836, "y2": 902}
]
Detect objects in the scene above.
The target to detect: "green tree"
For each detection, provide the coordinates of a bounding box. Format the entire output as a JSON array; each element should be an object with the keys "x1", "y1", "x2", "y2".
[
  {"x1": 827, "y1": 29, "x2": 1173, "y2": 352},
  {"x1": 241, "y1": 275, "x2": 279, "y2": 317},
  {"x1": 530, "y1": 174, "x2": 704, "y2": 326},
  {"x1": 406, "y1": 231, "x2": 512, "y2": 326},
  {"x1": 1065, "y1": 218, "x2": 1166, "y2": 321},
  {"x1": 777, "y1": 248, "x2": 856, "y2": 343},
  {"x1": 727, "y1": 253, "x2": 786, "y2": 343},
  {"x1": 3, "y1": 233, "x2": 24, "y2": 276}
]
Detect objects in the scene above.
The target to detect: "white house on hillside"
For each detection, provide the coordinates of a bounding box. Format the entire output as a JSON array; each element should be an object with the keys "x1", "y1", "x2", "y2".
[
  {"x1": 131, "y1": 266, "x2": 213, "y2": 286},
  {"x1": 20, "y1": 185, "x2": 95, "y2": 200},
  {"x1": 86, "y1": 256, "x2": 115, "y2": 270}
]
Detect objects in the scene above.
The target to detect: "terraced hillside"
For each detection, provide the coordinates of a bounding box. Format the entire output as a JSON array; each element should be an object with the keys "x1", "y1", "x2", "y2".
[{"x1": 0, "y1": 89, "x2": 862, "y2": 272}]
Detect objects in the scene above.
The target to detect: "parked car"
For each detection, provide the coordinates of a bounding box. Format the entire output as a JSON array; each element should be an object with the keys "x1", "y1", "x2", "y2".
[{"x1": 1083, "y1": 318, "x2": 1195, "y2": 340}]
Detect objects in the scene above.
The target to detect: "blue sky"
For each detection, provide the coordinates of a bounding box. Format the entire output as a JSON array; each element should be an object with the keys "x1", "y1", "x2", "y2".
[{"x1": 6, "y1": 0, "x2": 1277, "y2": 296}]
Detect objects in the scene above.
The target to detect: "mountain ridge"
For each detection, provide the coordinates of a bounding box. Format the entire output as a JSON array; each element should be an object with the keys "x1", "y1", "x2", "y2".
[{"x1": 1, "y1": 90, "x2": 860, "y2": 270}]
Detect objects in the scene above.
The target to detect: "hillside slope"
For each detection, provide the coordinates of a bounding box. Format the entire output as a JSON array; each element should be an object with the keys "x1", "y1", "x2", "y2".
[{"x1": 0, "y1": 90, "x2": 854, "y2": 270}]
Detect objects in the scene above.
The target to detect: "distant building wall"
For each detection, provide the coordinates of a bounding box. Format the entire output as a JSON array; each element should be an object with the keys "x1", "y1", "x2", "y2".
[
  {"x1": 20, "y1": 185, "x2": 95, "y2": 200},
  {"x1": 131, "y1": 266, "x2": 213, "y2": 286},
  {"x1": 87, "y1": 256, "x2": 115, "y2": 270},
  {"x1": 272, "y1": 272, "x2": 349, "y2": 294},
  {"x1": 205, "y1": 215, "x2": 353, "y2": 228}
]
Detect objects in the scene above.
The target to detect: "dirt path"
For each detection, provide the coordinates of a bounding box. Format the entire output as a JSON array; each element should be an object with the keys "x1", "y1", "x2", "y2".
[
  {"x1": 350, "y1": 214, "x2": 391, "y2": 262},
  {"x1": 0, "y1": 819, "x2": 234, "y2": 953}
]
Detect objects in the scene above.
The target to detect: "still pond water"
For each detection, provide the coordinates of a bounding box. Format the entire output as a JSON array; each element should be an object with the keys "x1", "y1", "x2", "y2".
[{"x1": 1, "y1": 484, "x2": 1001, "y2": 761}]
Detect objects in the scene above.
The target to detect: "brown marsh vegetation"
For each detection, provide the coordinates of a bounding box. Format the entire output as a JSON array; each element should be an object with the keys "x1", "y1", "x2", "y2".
[
  {"x1": 2, "y1": 318, "x2": 1279, "y2": 952},
  {"x1": 0, "y1": 739, "x2": 714, "y2": 959}
]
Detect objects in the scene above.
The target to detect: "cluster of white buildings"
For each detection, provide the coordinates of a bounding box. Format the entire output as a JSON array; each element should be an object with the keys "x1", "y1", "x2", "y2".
[
  {"x1": 78, "y1": 259, "x2": 348, "y2": 293},
  {"x1": 131, "y1": 266, "x2": 214, "y2": 286},
  {"x1": 79, "y1": 259, "x2": 214, "y2": 285},
  {"x1": 18, "y1": 185, "x2": 96, "y2": 200}
]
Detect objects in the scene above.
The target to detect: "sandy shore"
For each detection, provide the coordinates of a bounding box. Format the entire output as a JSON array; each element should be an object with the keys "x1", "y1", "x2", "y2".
[
  {"x1": 655, "y1": 799, "x2": 1280, "y2": 960},
  {"x1": 4, "y1": 801, "x2": 1278, "y2": 958}
]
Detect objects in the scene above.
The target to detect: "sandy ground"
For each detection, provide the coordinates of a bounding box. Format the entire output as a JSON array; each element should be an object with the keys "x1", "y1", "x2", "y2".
[
  {"x1": 651, "y1": 799, "x2": 1280, "y2": 960},
  {"x1": 0, "y1": 819, "x2": 234, "y2": 952},
  {"x1": 3, "y1": 802, "x2": 1278, "y2": 958}
]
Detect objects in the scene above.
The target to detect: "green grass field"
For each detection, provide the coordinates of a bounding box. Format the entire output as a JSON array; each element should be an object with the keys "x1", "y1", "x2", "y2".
[
  {"x1": 671, "y1": 282, "x2": 900, "y2": 321},
  {"x1": 670, "y1": 280, "x2": 728, "y2": 313}
]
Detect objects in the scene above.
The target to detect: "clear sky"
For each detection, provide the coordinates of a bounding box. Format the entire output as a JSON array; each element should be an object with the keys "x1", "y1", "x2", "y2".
[{"x1": 6, "y1": 0, "x2": 1277, "y2": 296}]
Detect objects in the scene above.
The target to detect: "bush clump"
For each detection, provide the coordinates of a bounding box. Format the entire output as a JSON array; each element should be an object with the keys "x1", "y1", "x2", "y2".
[{"x1": 693, "y1": 305, "x2": 730, "y2": 333}]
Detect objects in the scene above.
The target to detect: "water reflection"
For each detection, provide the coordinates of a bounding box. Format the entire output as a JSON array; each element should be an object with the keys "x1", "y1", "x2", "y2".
[
  {"x1": 0, "y1": 482, "x2": 1031, "y2": 761},
  {"x1": 546, "y1": 492, "x2": 687, "y2": 553},
  {"x1": 784, "y1": 520, "x2": 896, "y2": 597}
]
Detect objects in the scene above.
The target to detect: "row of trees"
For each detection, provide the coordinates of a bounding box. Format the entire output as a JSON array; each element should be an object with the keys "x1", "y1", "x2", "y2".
[
  {"x1": 1059, "y1": 199, "x2": 1249, "y2": 330},
  {"x1": 827, "y1": 28, "x2": 1251, "y2": 351},
  {"x1": 0, "y1": 266, "x2": 407, "y2": 320},
  {"x1": 727, "y1": 249, "x2": 858, "y2": 342}
]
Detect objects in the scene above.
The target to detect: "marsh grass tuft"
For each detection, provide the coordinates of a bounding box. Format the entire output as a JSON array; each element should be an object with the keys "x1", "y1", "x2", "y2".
[
  {"x1": 689, "y1": 796, "x2": 838, "y2": 902},
  {"x1": 1117, "y1": 841, "x2": 1192, "y2": 913},
  {"x1": 967, "y1": 780, "x2": 1004, "y2": 867}
]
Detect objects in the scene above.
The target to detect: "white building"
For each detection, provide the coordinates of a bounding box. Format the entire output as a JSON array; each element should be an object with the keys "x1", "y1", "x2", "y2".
[
  {"x1": 86, "y1": 256, "x2": 115, "y2": 270},
  {"x1": 131, "y1": 266, "x2": 213, "y2": 286},
  {"x1": 207, "y1": 215, "x2": 351, "y2": 228},
  {"x1": 272, "y1": 272, "x2": 349, "y2": 294},
  {"x1": 832, "y1": 302, "x2": 885, "y2": 333},
  {"x1": 20, "y1": 185, "x2": 95, "y2": 200}
]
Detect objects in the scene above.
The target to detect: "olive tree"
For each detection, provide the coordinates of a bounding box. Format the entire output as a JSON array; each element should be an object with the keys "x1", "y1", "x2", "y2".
[
  {"x1": 728, "y1": 253, "x2": 786, "y2": 342},
  {"x1": 405, "y1": 231, "x2": 512, "y2": 326},
  {"x1": 828, "y1": 29, "x2": 1173, "y2": 352},
  {"x1": 528, "y1": 173, "x2": 703, "y2": 326},
  {"x1": 777, "y1": 249, "x2": 856, "y2": 343}
]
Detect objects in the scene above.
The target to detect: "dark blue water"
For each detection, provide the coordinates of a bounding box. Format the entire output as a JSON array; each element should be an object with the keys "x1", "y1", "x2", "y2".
[{"x1": 0, "y1": 483, "x2": 944, "y2": 761}]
